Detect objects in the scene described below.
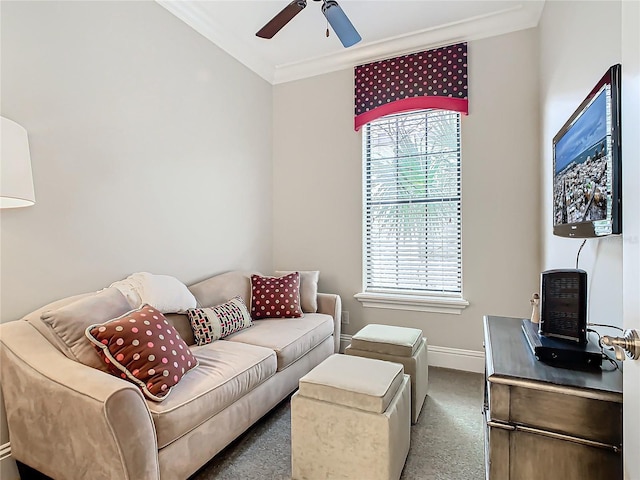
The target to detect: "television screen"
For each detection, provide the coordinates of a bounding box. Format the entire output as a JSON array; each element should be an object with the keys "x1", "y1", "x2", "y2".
[{"x1": 553, "y1": 64, "x2": 621, "y2": 238}]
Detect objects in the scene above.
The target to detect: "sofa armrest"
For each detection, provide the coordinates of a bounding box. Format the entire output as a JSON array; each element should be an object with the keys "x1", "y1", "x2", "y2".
[
  {"x1": 0, "y1": 320, "x2": 159, "y2": 480},
  {"x1": 317, "y1": 293, "x2": 342, "y2": 353}
]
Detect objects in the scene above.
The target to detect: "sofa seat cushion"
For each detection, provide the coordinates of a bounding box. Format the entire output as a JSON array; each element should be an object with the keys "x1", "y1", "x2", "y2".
[
  {"x1": 224, "y1": 313, "x2": 333, "y2": 371},
  {"x1": 148, "y1": 340, "x2": 277, "y2": 449}
]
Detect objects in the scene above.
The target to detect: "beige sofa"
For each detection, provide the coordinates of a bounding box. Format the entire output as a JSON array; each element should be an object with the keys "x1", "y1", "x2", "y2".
[{"x1": 0, "y1": 271, "x2": 341, "y2": 480}]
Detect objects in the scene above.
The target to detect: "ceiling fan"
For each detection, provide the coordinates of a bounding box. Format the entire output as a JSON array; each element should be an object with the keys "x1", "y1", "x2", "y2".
[{"x1": 256, "y1": 0, "x2": 362, "y2": 48}]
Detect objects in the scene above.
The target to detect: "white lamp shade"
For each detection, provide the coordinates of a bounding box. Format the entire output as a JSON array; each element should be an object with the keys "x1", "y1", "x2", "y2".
[{"x1": 1, "y1": 116, "x2": 35, "y2": 208}]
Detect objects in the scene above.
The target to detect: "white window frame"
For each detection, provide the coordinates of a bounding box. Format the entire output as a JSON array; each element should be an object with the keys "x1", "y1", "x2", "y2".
[{"x1": 355, "y1": 109, "x2": 468, "y2": 314}]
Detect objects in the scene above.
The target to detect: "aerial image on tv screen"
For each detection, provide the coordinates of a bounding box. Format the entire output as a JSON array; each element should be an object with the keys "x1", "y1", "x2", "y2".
[{"x1": 553, "y1": 86, "x2": 611, "y2": 228}]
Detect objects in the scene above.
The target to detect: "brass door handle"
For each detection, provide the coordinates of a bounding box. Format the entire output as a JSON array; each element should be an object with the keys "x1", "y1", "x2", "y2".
[{"x1": 601, "y1": 329, "x2": 640, "y2": 360}]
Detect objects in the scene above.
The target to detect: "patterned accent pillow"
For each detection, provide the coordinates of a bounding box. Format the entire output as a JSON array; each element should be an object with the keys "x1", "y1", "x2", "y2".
[
  {"x1": 275, "y1": 270, "x2": 320, "y2": 313},
  {"x1": 250, "y1": 272, "x2": 303, "y2": 320},
  {"x1": 85, "y1": 305, "x2": 198, "y2": 402},
  {"x1": 186, "y1": 296, "x2": 253, "y2": 346}
]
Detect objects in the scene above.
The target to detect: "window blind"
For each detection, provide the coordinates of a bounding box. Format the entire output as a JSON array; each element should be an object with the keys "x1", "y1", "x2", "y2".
[{"x1": 363, "y1": 109, "x2": 462, "y2": 295}]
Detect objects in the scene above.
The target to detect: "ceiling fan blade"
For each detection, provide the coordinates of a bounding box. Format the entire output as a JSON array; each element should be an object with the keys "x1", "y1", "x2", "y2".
[
  {"x1": 322, "y1": 0, "x2": 361, "y2": 48},
  {"x1": 256, "y1": 0, "x2": 307, "y2": 39}
]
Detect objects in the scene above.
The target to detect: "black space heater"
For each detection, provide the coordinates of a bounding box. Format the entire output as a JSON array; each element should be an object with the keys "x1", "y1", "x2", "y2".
[{"x1": 539, "y1": 269, "x2": 588, "y2": 344}]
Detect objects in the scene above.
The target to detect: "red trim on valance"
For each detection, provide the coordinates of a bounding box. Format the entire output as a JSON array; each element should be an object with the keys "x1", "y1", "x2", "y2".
[
  {"x1": 354, "y1": 43, "x2": 468, "y2": 131},
  {"x1": 354, "y1": 96, "x2": 468, "y2": 131}
]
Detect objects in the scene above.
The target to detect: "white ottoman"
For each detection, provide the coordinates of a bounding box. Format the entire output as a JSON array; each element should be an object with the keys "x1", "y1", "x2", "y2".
[
  {"x1": 345, "y1": 324, "x2": 428, "y2": 424},
  {"x1": 291, "y1": 354, "x2": 411, "y2": 480}
]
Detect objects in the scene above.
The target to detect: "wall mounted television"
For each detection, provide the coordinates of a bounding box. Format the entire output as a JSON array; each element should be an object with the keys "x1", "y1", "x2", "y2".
[{"x1": 553, "y1": 64, "x2": 622, "y2": 238}]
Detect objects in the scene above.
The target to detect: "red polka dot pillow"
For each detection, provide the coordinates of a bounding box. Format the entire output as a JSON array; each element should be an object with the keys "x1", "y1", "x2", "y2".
[
  {"x1": 250, "y1": 272, "x2": 303, "y2": 320},
  {"x1": 85, "y1": 304, "x2": 198, "y2": 401}
]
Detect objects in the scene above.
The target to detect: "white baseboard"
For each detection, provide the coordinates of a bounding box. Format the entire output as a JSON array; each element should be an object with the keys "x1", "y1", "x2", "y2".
[
  {"x1": 339, "y1": 334, "x2": 352, "y2": 353},
  {"x1": 340, "y1": 334, "x2": 485, "y2": 373},
  {"x1": 0, "y1": 442, "x2": 18, "y2": 480},
  {"x1": 0, "y1": 442, "x2": 11, "y2": 462},
  {"x1": 427, "y1": 345, "x2": 485, "y2": 373}
]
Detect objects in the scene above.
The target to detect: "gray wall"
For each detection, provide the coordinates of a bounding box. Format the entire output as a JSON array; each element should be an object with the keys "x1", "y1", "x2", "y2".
[
  {"x1": 1, "y1": 0, "x2": 635, "y2": 476},
  {"x1": 0, "y1": 3, "x2": 272, "y2": 476},
  {"x1": 538, "y1": 0, "x2": 623, "y2": 328},
  {"x1": 273, "y1": 28, "x2": 541, "y2": 353},
  {"x1": 538, "y1": 1, "x2": 637, "y2": 472},
  {"x1": 0, "y1": 1, "x2": 274, "y2": 323}
]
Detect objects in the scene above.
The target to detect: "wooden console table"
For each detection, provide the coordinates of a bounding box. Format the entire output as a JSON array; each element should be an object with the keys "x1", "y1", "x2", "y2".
[{"x1": 483, "y1": 315, "x2": 622, "y2": 480}]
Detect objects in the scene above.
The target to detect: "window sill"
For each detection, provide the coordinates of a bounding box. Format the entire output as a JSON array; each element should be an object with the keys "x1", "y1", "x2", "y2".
[{"x1": 354, "y1": 291, "x2": 469, "y2": 315}]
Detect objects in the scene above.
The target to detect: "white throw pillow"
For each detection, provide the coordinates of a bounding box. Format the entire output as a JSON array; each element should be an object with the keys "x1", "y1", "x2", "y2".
[{"x1": 110, "y1": 272, "x2": 197, "y2": 313}]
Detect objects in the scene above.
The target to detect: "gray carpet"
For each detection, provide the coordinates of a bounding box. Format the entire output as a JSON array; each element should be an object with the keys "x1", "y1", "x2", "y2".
[{"x1": 191, "y1": 367, "x2": 485, "y2": 480}]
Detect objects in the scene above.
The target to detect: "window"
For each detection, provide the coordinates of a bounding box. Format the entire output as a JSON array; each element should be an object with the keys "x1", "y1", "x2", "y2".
[{"x1": 355, "y1": 109, "x2": 468, "y2": 314}]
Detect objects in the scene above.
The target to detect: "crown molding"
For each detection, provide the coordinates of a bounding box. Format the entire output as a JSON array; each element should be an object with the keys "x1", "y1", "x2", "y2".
[
  {"x1": 273, "y1": 3, "x2": 544, "y2": 84},
  {"x1": 157, "y1": 0, "x2": 277, "y2": 83},
  {"x1": 158, "y1": 1, "x2": 544, "y2": 86}
]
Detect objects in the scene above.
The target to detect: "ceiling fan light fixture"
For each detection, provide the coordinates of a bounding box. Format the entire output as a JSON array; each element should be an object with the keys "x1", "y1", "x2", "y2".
[{"x1": 322, "y1": 0, "x2": 361, "y2": 48}]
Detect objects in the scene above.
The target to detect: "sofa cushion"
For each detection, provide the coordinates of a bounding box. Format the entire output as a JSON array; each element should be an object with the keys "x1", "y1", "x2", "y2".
[
  {"x1": 164, "y1": 313, "x2": 195, "y2": 347},
  {"x1": 38, "y1": 288, "x2": 133, "y2": 371},
  {"x1": 186, "y1": 296, "x2": 253, "y2": 346},
  {"x1": 86, "y1": 305, "x2": 199, "y2": 401},
  {"x1": 250, "y1": 272, "x2": 303, "y2": 320},
  {"x1": 275, "y1": 270, "x2": 320, "y2": 313},
  {"x1": 224, "y1": 313, "x2": 333, "y2": 371},
  {"x1": 188, "y1": 271, "x2": 256, "y2": 309},
  {"x1": 148, "y1": 340, "x2": 277, "y2": 449}
]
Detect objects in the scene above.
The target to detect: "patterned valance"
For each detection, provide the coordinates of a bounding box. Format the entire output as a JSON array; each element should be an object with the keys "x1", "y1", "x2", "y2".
[{"x1": 354, "y1": 43, "x2": 468, "y2": 131}]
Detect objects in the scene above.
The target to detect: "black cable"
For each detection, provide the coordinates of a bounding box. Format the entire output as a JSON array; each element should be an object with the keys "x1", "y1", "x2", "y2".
[
  {"x1": 602, "y1": 354, "x2": 621, "y2": 371},
  {"x1": 576, "y1": 239, "x2": 587, "y2": 269},
  {"x1": 588, "y1": 328, "x2": 602, "y2": 350},
  {"x1": 588, "y1": 322, "x2": 624, "y2": 332},
  {"x1": 588, "y1": 328, "x2": 621, "y2": 371}
]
